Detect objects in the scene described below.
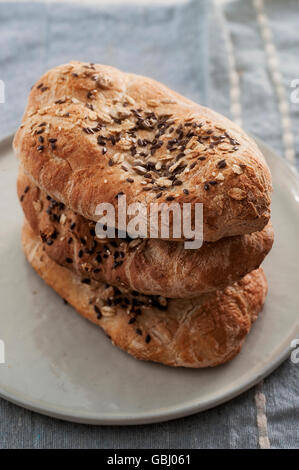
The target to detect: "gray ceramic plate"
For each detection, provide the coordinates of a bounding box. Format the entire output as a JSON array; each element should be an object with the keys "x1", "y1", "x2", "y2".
[{"x1": 0, "y1": 134, "x2": 298, "y2": 425}]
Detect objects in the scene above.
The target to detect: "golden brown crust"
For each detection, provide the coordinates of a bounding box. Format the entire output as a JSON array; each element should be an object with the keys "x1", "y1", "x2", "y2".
[
  {"x1": 14, "y1": 61, "x2": 272, "y2": 242},
  {"x1": 22, "y1": 222, "x2": 268, "y2": 368},
  {"x1": 18, "y1": 171, "x2": 274, "y2": 298}
]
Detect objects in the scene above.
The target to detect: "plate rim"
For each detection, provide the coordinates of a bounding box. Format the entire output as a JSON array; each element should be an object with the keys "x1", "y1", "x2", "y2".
[
  {"x1": 0, "y1": 346, "x2": 292, "y2": 425},
  {"x1": 0, "y1": 133, "x2": 298, "y2": 426}
]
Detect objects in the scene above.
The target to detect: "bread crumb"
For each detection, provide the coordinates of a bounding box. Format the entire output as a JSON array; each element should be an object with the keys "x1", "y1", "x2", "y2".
[
  {"x1": 228, "y1": 188, "x2": 247, "y2": 200},
  {"x1": 232, "y1": 164, "x2": 243, "y2": 175}
]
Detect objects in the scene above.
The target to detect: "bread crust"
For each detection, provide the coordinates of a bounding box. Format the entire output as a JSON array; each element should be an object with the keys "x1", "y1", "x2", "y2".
[
  {"x1": 14, "y1": 61, "x2": 272, "y2": 242},
  {"x1": 18, "y1": 171, "x2": 274, "y2": 298},
  {"x1": 22, "y1": 222, "x2": 267, "y2": 368}
]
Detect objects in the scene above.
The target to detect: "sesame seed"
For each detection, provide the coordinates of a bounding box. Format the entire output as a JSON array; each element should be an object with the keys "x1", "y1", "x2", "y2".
[
  {"x1": 94, "y1": 305, "x2": 102, "y2": 319},
  {"x1": 145, "y1": 334, "x2": 151, "y2": 344},
  {"x1": 217, "y1": 159, "x2": 227, "y2": 169},
  {"x1": 113, "y1": 260, "x2": 123, "y2": 269},
  {"x1": 83, "y1": 127, "x2": 93, "y2": 135}
]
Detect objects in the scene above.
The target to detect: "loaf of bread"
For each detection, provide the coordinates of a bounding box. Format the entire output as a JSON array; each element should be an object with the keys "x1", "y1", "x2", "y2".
[
  {"x1": 15, "y1": 62, "x2": 273, "y2": 368},
  {"x1": 14, "y1": 61, "x2": 272, "y2": 242},
  {"x1": 22, "y1": 222, "x2": 267, "y2": 368},
  {"x1": 18, "y1": 170, "x2": 273, "y2": 298}
]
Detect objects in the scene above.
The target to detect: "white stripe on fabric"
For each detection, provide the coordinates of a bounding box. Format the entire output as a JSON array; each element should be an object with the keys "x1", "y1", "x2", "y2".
[
  {"x1": 217, "y1": 2, "x2": 242, "y2": 126},
  {"x1": 254, "y1": 0, "x2": 295, "y2": 163},
  {"x1": 255, "y1": 381, "x2": 270, "y2": 449}
]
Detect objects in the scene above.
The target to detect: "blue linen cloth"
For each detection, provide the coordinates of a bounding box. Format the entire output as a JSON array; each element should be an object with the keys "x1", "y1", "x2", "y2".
[{"x1": 0, "y1": 0, "x2": 298, "y2": 449}]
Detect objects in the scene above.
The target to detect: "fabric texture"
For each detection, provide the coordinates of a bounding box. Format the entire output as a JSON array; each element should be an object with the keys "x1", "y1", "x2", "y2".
[{"x1": 0, "y1": 0, "x2": 298, "y2": 449}]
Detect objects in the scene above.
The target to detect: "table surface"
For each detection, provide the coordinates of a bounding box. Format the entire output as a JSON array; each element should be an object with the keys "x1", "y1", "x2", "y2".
[{"x1": 0, "y1": 0, "x2": 298, "y2": 449}]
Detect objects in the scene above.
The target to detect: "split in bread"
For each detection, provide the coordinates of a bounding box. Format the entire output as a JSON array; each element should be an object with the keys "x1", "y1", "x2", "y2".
[{"x1": 18, "y1": 170, "x2": 274, "y2": 298}]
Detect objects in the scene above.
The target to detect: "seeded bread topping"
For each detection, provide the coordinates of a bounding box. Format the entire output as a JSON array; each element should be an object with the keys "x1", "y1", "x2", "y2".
[{"x1": 14, "y1": 61, "x2": 272, "y2": 242}]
